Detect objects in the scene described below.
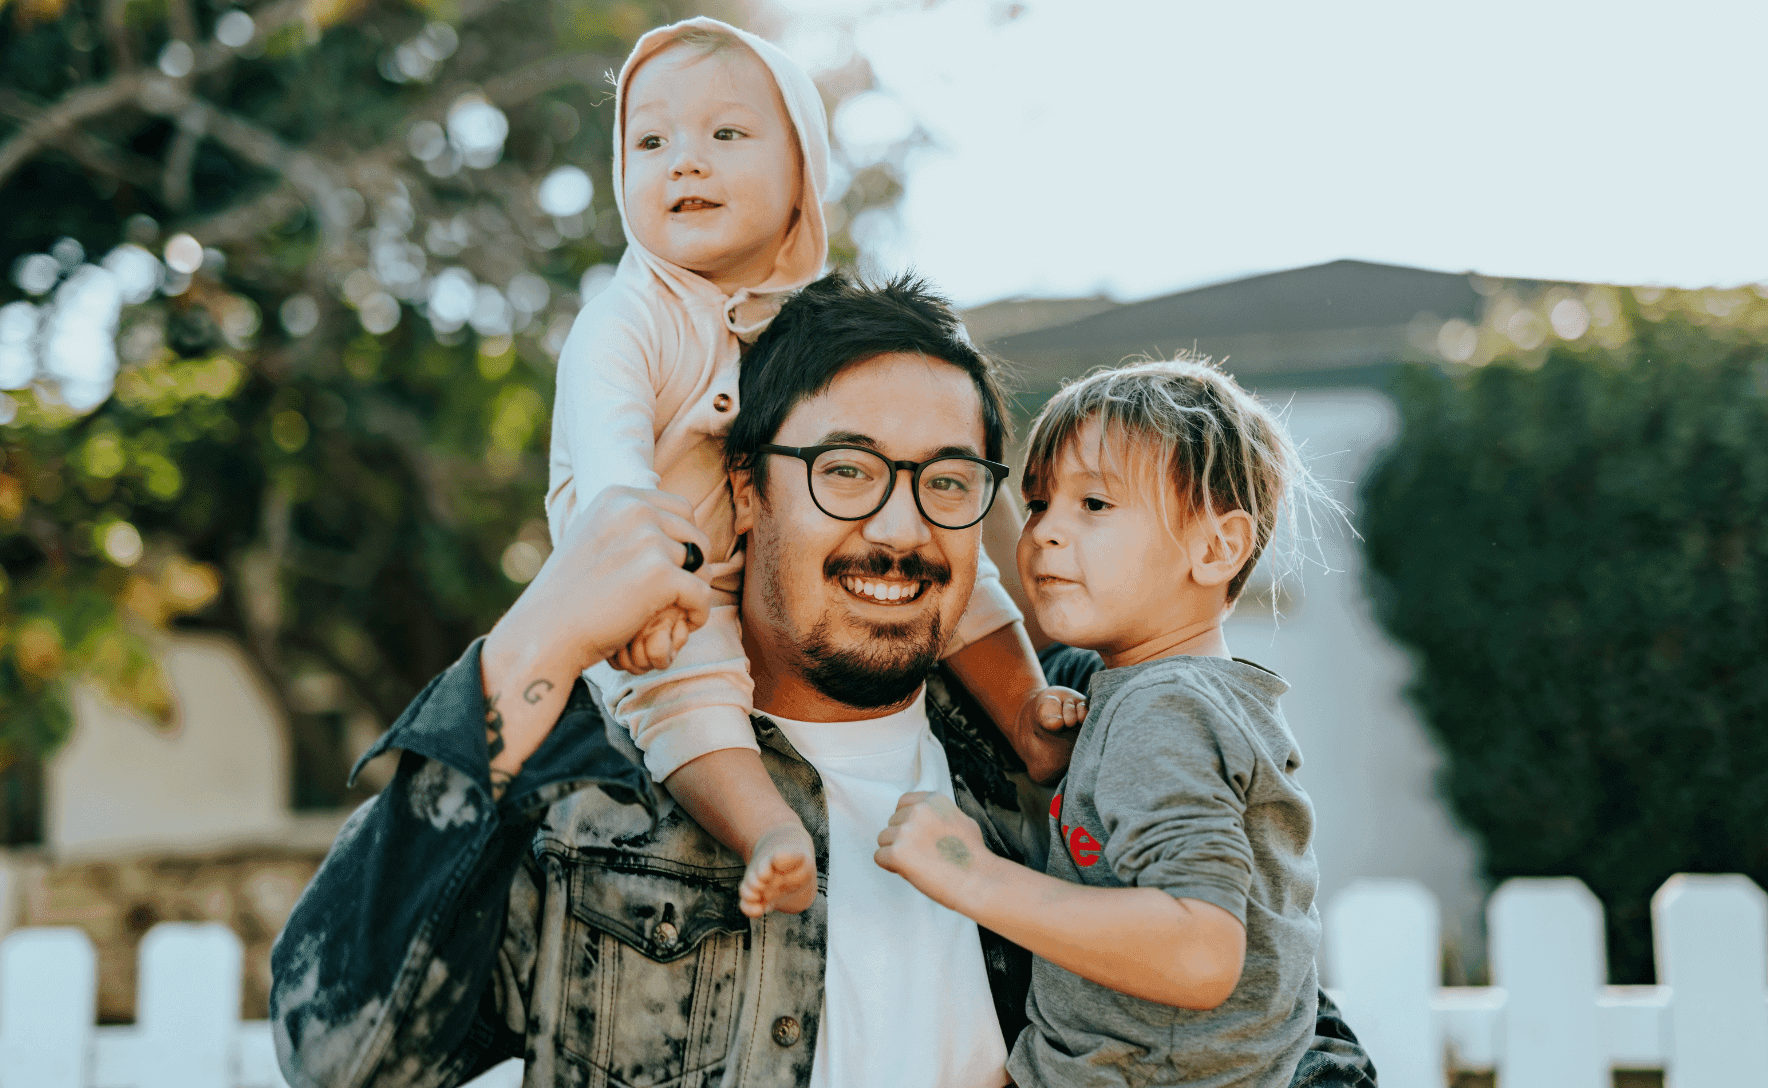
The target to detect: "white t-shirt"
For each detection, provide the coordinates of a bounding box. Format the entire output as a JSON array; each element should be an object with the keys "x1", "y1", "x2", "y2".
[{"x1": 768, "y1": 691, "x2": 1010, "y2": 1088}]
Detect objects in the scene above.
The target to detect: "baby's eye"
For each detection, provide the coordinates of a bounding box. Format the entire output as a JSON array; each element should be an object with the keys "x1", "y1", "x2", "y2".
[
  {"x1": 636, "y1": 134, "x2": 663, "y2": 151},
  {"x1": 1082, "y1": 497, "x2": 1111, "y2": 512},
  {"x1": 1024, "y1": 499, "x2": 1048, "y2": 514},
  {"x1": 713, "y1": 127, "x2": 744, "y2": 141}
]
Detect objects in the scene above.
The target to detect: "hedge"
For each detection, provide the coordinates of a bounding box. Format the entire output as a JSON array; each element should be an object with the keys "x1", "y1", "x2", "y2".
[{"x1": 1360, "y1": 314, "x2": 1768, "y2": 983}]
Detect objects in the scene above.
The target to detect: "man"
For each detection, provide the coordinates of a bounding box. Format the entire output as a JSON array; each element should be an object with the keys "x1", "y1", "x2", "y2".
[{"x1": 271, "y1": 273, "x2": 1377, "y2": 1088}]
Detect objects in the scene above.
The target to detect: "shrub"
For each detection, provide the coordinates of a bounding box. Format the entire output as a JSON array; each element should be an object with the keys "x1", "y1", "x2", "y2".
[{"x1": 1361, "y1": 314, "x2": 1768, "y2": 983}]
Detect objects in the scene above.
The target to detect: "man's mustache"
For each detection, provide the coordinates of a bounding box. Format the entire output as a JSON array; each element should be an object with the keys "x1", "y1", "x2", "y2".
[{"x1": 824, "y1": 549, "x2": 952, "y2": 586}]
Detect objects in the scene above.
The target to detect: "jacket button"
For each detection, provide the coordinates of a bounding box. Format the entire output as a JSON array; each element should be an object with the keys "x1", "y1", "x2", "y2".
[
  {"x1": 653, "y1": 921, "x2": 679, "y2": 951},
  {"x1": 713, "y1": 393, "x2": 732, "y2": 412},
  {"x1": 771, "y1": 1016, "x2": 801, "y2": 1047}
]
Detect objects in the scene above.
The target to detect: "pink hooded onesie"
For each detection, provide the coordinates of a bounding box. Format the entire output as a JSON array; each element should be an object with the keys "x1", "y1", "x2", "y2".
[{"x1": 546, "y1": 17, "x2": 1020, "y2": 780}]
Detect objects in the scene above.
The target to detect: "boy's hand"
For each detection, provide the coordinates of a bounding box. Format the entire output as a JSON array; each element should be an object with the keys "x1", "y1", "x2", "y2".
[
  {"x1": 1015, "y1": 685, "x2": 1087, "y2": 785},
  {"x1": 874, "y1": 792, "x2": 992, "y2": 912}
]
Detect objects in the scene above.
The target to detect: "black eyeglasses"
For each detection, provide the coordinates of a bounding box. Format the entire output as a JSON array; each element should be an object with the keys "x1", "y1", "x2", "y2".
[{"x1": 760, "y1": 444, "x2": 1010, "y2": 530}]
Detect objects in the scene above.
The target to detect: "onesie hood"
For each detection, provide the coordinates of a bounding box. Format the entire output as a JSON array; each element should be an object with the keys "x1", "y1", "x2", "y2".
[{"x1": 611, "y1": 17, "x2": 830, "y2": 338}]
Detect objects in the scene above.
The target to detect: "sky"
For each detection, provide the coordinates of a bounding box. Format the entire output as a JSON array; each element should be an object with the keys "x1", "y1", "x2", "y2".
[{"x1": 770, "y1": 0, "x2": 1768, "y2": 307}]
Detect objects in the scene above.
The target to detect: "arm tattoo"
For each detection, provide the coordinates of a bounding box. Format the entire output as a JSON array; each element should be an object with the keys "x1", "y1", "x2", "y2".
[
  {"x1": 485, "y1": 692, "x2": 511, "y2": 799},
  {"x1": 484, "y1": 693, "x2": 506, "y2": 761},
  {"x1": 523, "y1": 678, "x2": 554, "y2": 704}
]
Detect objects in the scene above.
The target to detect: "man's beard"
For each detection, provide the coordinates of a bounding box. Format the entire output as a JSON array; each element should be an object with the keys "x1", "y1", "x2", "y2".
[{"x1": 799, "y1": 548, "x2": 951, "y2": 710}]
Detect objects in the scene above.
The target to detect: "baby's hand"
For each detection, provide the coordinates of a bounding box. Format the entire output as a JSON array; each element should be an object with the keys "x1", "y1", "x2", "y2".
[
  {"x1": 1014, "y1": 685, "x2": 1087, "y2": 785},
  {"x1": 874, "y1": 792, "x2": 991, "y2": 912},
  {"x1": 610, "y1": 607, "x2": 691, "y2": 673}
]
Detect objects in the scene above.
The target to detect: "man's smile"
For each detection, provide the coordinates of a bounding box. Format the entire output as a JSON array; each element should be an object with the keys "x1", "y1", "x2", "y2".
[{"x1": 840, "y1": 576, "x2": 928, "y2": 604}]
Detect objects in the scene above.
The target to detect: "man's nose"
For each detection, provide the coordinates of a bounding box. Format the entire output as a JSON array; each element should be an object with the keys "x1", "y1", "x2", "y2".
[{"x1": 860, "y1": 470, "x2": 933, "y2": 552}]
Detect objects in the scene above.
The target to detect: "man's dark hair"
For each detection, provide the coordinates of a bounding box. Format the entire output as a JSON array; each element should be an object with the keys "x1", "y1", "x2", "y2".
[{"x1": 725, "y1": 271, "x2": 1012, "y2": 489}]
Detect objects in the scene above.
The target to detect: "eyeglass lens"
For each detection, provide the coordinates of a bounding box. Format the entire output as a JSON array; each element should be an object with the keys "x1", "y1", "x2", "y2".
[{"x1": 808, "y1": 448, "x2": 995, "y2": 528}]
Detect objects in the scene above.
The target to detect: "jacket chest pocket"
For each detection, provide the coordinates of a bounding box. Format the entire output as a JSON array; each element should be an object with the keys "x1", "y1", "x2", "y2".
[{"x1": 562, "y1": 858, "x2": 750, "y2": 1088}]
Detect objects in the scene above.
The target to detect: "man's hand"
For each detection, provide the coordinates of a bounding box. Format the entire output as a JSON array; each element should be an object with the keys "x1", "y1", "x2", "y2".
[
  {"x1": 479, "y1": 487, "x2": 714, "y2": 797},
  {"x1": 1015, "y1": 685, "x2": 1086, "y2": 785},
  {"x1": 874, "y1": 792, "x2": 993, "y2": 912}
]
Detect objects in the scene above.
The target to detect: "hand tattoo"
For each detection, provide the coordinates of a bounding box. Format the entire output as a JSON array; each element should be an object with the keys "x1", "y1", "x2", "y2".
[
  {"x1": 936, "y1": 836, "x2": 972, "y2": 869},
  {"x1": 523, "y1": 678, "x2": 554, "y2": 704}
]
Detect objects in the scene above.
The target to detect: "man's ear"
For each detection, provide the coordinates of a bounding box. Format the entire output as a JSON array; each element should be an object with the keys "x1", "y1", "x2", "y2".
[
  {"x1": 1189, "y1": 508, "x2": 1256, "y2": 590},
  {"x1": 731, "y1": 468, "x2": 756, "y2": 535}
]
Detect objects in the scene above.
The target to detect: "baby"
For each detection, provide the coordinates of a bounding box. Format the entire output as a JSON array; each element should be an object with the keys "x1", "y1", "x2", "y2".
[
  {"x1": 547, "y1": 18, "x2": 1083, "y2": 917},
  {"x1": 876, "y1": 359, "x2": 1325, "y2": 1087}
]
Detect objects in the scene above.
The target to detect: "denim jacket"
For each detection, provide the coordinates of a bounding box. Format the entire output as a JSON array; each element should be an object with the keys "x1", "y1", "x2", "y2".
[{"x1": 270, "y1": 640, "x2": 1377, "y2": 1088}]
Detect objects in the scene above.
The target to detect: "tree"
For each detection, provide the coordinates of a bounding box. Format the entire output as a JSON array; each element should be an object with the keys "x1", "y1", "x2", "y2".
[
  {"x1": 1360, "y1": 285, "x2": 1768, "y2": 982},
  {"x1": 0, "y1": 0, "x2": 910, "y2": 835}
]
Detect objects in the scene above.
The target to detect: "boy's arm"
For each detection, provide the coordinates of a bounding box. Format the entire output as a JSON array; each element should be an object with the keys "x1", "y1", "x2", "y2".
[{"x1": 875, "y1": 792, "x2": 1246, "y2": 1009}]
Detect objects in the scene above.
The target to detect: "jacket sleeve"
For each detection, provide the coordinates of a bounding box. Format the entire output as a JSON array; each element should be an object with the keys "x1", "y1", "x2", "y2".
[
  {"x1": 1292, "y1": 990, "x2": 1380, "y2": 1087},
  {"x1": 270, "y1": 639, "x2": 654, "y2": 1088}
]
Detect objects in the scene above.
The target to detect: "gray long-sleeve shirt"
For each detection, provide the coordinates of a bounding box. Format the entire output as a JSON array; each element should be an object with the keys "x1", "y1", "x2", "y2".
[{"x1": 1011, "y1": 654, "x2": 1322, "y2": 1088}]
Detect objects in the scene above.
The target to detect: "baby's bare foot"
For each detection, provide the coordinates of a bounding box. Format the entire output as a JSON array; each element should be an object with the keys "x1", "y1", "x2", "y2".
[{"x1": 739, "y1": 824, "x2": 817, "y2": 918}]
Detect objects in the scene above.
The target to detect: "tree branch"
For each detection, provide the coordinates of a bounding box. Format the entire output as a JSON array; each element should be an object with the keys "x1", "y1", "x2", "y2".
[
  {"x1": 0, "y1": 90, "x2": 160, "y2": 190},
  {"x1": 0, "y1": 73, "x2": 147, "y2": 190},
  {"x1": 100, "y1": 0, "x2": 135, "y2": 71},
  {"x1": 162, "y1": 114, "x2": 204, "y2": 211}
]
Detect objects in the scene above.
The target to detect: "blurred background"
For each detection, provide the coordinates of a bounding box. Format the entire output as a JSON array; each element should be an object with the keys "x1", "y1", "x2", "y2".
[{"x1": 1, "y1": 0, "x2": 1765, "y2": 1029}]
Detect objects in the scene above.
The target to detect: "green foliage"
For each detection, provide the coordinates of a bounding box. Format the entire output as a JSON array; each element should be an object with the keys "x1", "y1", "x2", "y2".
[{"x1": 1361, "y1": 307, "x2": 1768, "y2": 982}]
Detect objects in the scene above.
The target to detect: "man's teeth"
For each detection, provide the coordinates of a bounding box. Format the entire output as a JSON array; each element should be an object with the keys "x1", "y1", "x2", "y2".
[{"x1": 842, "y1": 577, "x2": 924, "y2": 602}]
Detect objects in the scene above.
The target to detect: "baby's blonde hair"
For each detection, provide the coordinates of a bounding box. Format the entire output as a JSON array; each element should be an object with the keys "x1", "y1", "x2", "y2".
[{"x1": 1022, "y1": 356, "x2": 1319, "y2": 602}]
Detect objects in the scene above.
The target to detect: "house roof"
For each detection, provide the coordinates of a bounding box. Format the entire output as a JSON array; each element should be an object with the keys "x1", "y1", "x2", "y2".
[{"x1": 982, "y1": 259, "x2": 1492, "y2": 398}]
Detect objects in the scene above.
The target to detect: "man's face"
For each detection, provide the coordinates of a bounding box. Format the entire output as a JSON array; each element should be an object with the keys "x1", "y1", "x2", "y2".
[
  {"x1": 734, "y1": 353, "x2": 987, "y2": 716},
  {"x1": 622, "y1": 42, "x2": 802, "y2": 292}
]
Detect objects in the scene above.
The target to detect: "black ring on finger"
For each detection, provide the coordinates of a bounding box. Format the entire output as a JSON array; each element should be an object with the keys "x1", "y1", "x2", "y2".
[{"x1": 681, "y1": 540, "x2": 704, "y2": 574}]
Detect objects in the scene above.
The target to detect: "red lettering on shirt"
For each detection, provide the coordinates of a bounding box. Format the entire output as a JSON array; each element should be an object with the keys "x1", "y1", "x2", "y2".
[{"x1": 1068, "y1": 826, "x2": 1102, "y2": 867}]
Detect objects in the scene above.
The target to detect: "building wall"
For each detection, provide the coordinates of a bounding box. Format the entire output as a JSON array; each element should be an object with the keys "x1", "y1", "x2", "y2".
[
  {"x1": 1222, "y1": 389, "x2": 1489, "y2": 980},
  {"x1": 51, "y1": 634, "x2": 292, "y2": 859}
]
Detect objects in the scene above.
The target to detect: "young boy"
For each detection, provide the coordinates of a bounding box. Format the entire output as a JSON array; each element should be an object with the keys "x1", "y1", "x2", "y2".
[
  {"x1": 546, "y1": 18, "x2": 1084, "y2": 918},
  {"x1": 875, "y1": 359, "x2": 1323, "y2": 1087}
]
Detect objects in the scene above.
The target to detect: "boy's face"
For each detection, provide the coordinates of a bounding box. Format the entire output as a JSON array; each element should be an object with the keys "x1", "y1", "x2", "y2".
[
  {"x1": 622, "y1": 42, "x2": 802, "y2": 292},
  {"x1": 1017, "y1": 419, "x2": 1223, "y2": 660}
]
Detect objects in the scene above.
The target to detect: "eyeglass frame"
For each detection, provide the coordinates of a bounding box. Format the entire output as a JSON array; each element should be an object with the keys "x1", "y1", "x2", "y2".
[{"x1": 758, "y1": 443, "x2": 1011, "y2": 531}]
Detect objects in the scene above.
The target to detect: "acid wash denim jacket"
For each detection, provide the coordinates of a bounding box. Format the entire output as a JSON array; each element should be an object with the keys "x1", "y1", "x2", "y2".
[{"x1": 270, "y1": 639, "x2": 1378, "y2": 1088}]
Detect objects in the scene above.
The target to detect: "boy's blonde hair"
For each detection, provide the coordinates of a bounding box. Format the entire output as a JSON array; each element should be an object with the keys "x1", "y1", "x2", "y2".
[{"x1": 1022, "y1": 356, "x2": 1315, "y2": 602}]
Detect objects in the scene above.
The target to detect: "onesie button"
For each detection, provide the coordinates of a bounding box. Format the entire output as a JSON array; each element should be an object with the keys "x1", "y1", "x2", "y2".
[
  {"x1": 771, "y1": 1016, "x2": 801, "y2": 1047},
  {"x1": 713, "y1": 393, "x2": 732, "y2": 412}
]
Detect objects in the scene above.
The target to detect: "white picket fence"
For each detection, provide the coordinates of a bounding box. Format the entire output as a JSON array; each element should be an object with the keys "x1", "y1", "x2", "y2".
[
  {"x1": 0, "y1": 873, "x2": 1761, "y2": 1086},
  {"x1": 1329, "y1": 873, "x2": 1768, "y2": 1088},
  {"x1": 0, "y1": 924, "x2": 520, "y2": 1088}
]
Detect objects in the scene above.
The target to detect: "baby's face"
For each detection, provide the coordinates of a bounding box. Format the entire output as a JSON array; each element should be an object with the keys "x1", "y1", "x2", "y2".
[{"x1": 622, "y1": 42, "x2": 802, "y2": 291}]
